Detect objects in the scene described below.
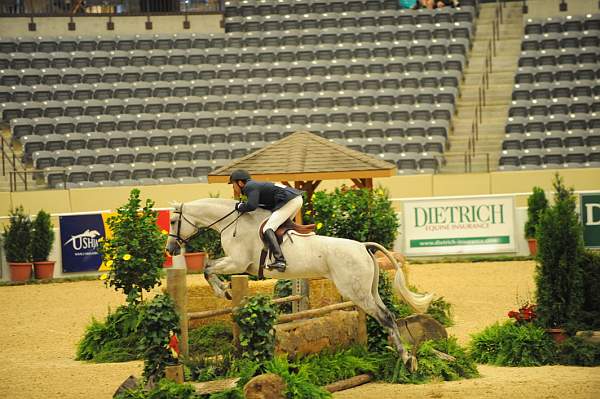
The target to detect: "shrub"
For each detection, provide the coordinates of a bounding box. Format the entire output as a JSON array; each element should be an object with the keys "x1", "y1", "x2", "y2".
[
  {"x1": 556, "y1": 336, "x2": 600, "y2": 366},
  {"x1": 263, "y1": 357, "x2": 332, "y2": 399},
  {"x1": 305, "y1": 186, "x2": 399, "y2": 249},
  {"x1": 378, "y1": 337, "x2": 479, "y2": 384},
  {"x1": 138, "y1": 294, "x2": 181, "y2": 381},
  {"x1": 76, "y1": 304, "x2": 143, "y2": 363},
  {"x1": 2, "y1": 205, "x2": 32, "y2": 262},
  {"x1": 524, "y1": 187, "x2": 548, "y2": 239},
  {"x1": 536, "y1": 174, "x2": 585, "y2": 330},
  {"x1": 188, "y1": 322, "x2": 233, "y2": 357},
  {"x1": 114, "y1": 378, "x2": 197, "y2": 399},
  {"x1": 31, "y1": 209, "x2": 54, "y2": 262},
  {"x1": 469, "y1": 321, "x2": 556, "y2": 367},
  {"x1": 98, "y1": 189, "x2": 167, "y2": 304},
  {"x1": 232, "y1": 294, "x2": 278, "y2": 363}
]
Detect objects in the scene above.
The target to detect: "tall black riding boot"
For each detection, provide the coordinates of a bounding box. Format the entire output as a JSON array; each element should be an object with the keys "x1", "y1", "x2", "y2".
[{"x1": 263, "y1": 229, "x2": 287, "y2": 272}]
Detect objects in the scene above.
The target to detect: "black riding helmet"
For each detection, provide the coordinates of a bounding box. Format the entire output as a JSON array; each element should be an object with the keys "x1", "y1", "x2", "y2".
[{"x1": 228, "y1": 169, "x2": 252, "y2": 184}]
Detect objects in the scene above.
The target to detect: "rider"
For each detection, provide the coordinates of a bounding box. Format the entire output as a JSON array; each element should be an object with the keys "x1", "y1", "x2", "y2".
[{"x1": 229, "y1": 169, "x2": 303, "y2": 272}]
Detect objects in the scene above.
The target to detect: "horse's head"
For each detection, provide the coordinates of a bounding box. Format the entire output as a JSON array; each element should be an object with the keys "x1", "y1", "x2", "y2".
[{"x1": 165, "y1": 202, "x2": 199, "y2": 257}]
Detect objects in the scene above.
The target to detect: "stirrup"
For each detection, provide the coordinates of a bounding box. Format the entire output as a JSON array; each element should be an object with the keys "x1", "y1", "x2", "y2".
[{"x1": 265, "y1": 260, "x2": 286, "y2": 272}]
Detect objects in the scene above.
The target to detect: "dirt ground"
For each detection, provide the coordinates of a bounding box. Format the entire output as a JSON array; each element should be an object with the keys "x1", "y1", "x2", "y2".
[{"x1": 0, "y1": 261, "x2": 598, "y2": 399}]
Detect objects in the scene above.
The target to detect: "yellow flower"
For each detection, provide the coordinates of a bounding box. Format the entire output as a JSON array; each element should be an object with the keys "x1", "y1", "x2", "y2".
[
  {"x1": 100, "y1": 273, "x2": 108, "y2": 280},
  {"x1": 161, "y1": 229, "x2": 168, "y2": 235},
  {"x1": 316, "y1": 222, "x2": 323, "y2": 229},
  {"x1": 98, "y1": 237, "x2": 104, "y2": 242},
  {"x1": 305, "y1": 210, "x2": 312, "y2": 215},
  {"x1": 123, "y1": 254, "x2": 132, "y2": 261},
  {"x1": 106, "y1": 260, "x2": 114, "y2": 267}
]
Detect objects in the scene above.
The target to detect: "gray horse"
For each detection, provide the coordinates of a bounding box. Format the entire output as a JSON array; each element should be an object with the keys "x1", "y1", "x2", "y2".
[{"x1": 165, "y1": 198, "x2": 433, "y2": 371}]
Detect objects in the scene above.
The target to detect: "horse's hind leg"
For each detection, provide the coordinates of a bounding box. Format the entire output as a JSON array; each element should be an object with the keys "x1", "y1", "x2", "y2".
[{"x1": 370, "y1": 302, "x2": 416, "y2": 371}]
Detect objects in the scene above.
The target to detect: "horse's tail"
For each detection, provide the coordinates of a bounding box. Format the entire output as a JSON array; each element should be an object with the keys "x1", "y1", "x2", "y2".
[{"x1": 364, "y1": 242, "x2": 433, "y2": 313}]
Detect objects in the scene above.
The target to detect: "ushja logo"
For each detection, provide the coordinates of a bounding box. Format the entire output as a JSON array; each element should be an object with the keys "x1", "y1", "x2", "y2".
[{"x1": 64, "y1": 229, "x2": 101, "y2": 251}]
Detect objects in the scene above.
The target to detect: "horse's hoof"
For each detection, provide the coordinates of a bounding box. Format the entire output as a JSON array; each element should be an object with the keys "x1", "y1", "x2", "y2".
[
  {"x1": 406, "y1": 356, "x2": 418, "y2": 373},
  {"x1": 224, "y1": 290, "x2": 232, "y2": 300}
]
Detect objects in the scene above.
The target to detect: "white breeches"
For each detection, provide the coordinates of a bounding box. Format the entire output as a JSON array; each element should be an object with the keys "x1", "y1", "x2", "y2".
[{"x1": 262, "y1": 196, "x2": 303, "y2": 233}]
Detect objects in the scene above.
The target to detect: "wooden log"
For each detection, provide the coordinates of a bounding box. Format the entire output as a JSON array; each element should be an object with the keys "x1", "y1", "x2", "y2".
[
  {"x1": 165, "y1": 365, "x2": 184, "y2": 384},
  {"x1": 191, "y1": 378, "x2": 240, "y2": 395},
  {"x1": 324, "y1": 374, "x2": 373, "y2": 393},
  {"x1": 231, "y1": 275, "x2": 249, "y2": 348},
  {"x1": 167, "y1": 257, "x2": 189, "y2": 358},
  {"x1": 277, "y1": 301, "x2": 355, "y2": 323}
]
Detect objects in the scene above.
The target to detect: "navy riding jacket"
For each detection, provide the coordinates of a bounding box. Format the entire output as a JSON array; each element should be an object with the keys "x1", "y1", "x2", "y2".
[{"x1": 237, "y1": 180, "x2": 302, "y2": 213}]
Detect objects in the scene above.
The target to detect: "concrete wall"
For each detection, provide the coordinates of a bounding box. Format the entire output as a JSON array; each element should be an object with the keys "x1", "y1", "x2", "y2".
[
  {"x1": 1, "y1": 168, "x2": 599, "y2": 280},
  {"x1": 0, "y1": 14, "x2": 223, "y2": 37}
]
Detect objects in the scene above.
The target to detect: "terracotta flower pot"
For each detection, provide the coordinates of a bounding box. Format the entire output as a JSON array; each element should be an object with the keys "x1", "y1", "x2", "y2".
[
  {"x1": 34, "y1": 260, "x2": 55, "y2": 279},
  {"x1": 527, "y1": 238, "x2": 538, "y2": 256},
  {"x1": 184, "y1": 252, "x2": 206, "y2": 273},
  {"x1": 547, "y1": 328, "x2": 568, "y2": 344},
  {"x1": 9, "y1": 262, "x2": 33, "y2": 282}
]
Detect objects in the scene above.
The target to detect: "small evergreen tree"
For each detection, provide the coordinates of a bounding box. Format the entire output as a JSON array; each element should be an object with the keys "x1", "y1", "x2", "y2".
[
  {"x1": 524, "y1": 187, "x2": 548, "y2": 239},
  {"x1": 31, "y1": 210, "x2": 54, "y2": 262},
  {"x1": 535, "y1": 174, "x2": 584, "y2": 330},
  {"x1": 2, "y1": 206, "x2": 32, "y2": 262}
]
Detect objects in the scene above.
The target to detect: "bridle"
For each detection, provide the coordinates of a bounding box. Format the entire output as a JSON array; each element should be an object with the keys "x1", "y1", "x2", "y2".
[{"x1": 168, "y1": 204, "x2": 241, "y2": 247}]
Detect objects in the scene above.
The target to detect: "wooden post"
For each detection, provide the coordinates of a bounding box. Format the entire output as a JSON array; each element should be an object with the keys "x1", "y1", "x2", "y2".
[
  {"x1": 167, "y1": 255, "x2": 189, "y2": 358},
  {"x1": 231, "y1": 275, "x2": 249, "y2": 349},
  {"x1": 292, "y1": 279, "x2": 310, "y2": 312},
  {"x1": 165, "y1": 365, "x2": 185, "y2": 384},
  {"x1": 356, "y1": 308, "x2": 368, "y2": 346}
]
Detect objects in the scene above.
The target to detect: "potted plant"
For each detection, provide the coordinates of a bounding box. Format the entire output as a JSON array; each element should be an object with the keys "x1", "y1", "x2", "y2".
[
  {"x1": 31, "y1": 209, "x2": 55, "y2": 279},
  {"x1": 524, "y1": 186, "x2": 548, "y2": 256},
  {"x1": 184, "y1": 228, "x2": 224, "y2": 273},
  {"x1": 2, "y1": 206, "x2": 33, "y2": 282}
]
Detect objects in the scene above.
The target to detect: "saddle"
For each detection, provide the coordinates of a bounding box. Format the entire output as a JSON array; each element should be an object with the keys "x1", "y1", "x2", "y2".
[
  {"x1": 258, "y1": 219, "x2": 316, "y2": 243},
  {"x1": 257, "y1": 219, "x2": 316, "y2": 279}
]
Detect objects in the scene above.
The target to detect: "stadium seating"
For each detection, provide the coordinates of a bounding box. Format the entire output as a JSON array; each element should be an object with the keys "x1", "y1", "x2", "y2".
[
  {"x1": 500, "y1": 13, "x2": 600, "y2": 171},
  {"x1": 0, "y1": 2, "x2": 480, "y2": 186}
]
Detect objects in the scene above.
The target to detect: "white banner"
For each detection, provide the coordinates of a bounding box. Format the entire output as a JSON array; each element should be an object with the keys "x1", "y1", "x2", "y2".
[{"x1": 403, "y1": 195, "x2": 516, "y2": 256}]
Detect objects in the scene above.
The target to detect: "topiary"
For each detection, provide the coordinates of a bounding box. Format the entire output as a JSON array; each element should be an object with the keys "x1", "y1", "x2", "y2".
[
  {"x1": 2, "y1": 205, "x2": 32, "y2": 263},
  {"x1": 524, "y1": 186, "x2": 548, "y2": 239},
  {"x1": 535, "y1": 173, "x2": 585, "y2": 331},
  {"x1": 31, "y1": 209, "x2": 54, "y2": 262},
  {"x1": 578, "y1": 249, "x2": 600, "y2": 330}
]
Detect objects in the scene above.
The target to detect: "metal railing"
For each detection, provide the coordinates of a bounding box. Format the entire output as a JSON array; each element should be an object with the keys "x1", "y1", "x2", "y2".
[
  {"x1": 0, "y1": 0, "x2": 224, "y2": 16},
  {"x1": 1, "y1": 136, "x2": 29, "y2": 192},
  {"x1": 467, "y1": 0, "x2": 504, "y2": 171}
]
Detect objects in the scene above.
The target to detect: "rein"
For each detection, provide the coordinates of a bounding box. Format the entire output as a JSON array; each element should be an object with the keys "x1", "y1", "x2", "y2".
[{"x1": 169, "y1": 205, "x2": 241, "y2": 245}]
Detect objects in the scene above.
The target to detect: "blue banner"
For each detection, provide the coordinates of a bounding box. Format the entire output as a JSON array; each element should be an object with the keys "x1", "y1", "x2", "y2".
[{"x1": 59, "y1": 214, "x2": 106, "y2": 273}]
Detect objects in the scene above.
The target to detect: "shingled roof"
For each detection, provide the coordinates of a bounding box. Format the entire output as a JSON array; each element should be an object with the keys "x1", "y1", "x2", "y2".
[{"x1": 208, "y1": 131, "x2": 396, "y2": 183}]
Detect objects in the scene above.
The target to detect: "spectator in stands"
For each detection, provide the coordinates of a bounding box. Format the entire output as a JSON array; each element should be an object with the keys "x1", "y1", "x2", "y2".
[{"x1": 414, "y1": 0, "x2": 458, "y2": 9}]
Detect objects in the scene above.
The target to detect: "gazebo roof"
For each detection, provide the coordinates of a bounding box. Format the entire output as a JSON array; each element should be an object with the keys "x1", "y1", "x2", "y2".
[{"x1": 207, "y1": 131, "x2": 396, "y2": 183}]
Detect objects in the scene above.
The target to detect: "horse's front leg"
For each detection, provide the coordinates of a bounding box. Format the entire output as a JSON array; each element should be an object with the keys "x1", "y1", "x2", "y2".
[{"x1": 203, "y1": 256, "x2": 250, "y2": 300}]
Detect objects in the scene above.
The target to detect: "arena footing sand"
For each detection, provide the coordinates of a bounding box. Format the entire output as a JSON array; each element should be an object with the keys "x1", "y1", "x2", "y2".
[{"x1": 0, "y1": 261, "x2": 598, "y2": 399}]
